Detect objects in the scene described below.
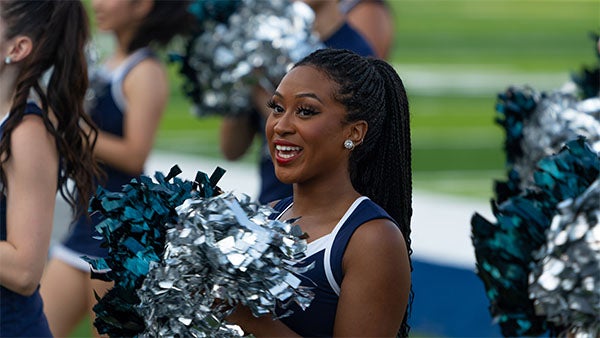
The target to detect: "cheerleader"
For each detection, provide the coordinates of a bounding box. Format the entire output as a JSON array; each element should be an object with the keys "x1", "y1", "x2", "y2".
[{"x1": 0, "y1": 1, "x2": 100, "y2": 336}]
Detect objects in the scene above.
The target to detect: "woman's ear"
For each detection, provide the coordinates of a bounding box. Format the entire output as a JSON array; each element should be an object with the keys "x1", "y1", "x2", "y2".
[
  {"x1": 348, "y1": 120, "x2": 368, "y2": 146},
  {"x1": 5, "y1": 35, "x2": 33, "y2": 63}
]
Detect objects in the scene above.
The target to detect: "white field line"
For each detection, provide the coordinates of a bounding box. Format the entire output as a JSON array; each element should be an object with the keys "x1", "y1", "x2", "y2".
[{"x1": 394, "y1": 63, "x2": 571, "y2": 96}]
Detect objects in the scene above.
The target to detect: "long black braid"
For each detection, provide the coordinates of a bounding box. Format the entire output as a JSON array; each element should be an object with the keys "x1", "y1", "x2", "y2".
[{"x1": 295, "y1": 48, "x2": 413, "y2": 337}]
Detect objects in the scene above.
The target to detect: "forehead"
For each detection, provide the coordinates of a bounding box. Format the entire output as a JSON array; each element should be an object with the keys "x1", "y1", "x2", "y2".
[{"x1": 277, "y1": 65, "x2": 338, "y2": 99}]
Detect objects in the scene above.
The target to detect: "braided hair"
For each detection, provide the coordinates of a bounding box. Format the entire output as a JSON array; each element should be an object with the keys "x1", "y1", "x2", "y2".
[
  {"x1": 0, "y1": 0, "x2": 102, "y2": 215},
  {"x1": 295, "y1": 48, "x2": 413, "y2": 337}
]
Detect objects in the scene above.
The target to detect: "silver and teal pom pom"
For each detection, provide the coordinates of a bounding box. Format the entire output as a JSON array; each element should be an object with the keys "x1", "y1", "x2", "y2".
[
  {"x1": 137, "y1": 192, "x2": 313, "y2": 337},
  {"x1": 529, "y1": 179, "x2": 600, "y2": 338},
  {"x1": 494, "y1": 87, "x2": 600, "y2": 202}
]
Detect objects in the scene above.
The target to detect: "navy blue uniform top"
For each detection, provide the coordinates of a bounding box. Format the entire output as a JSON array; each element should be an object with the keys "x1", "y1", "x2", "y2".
[
  {"x1": 61, "y1": 48, "x2": 155, "y2": 258},
  {"x1": 0, "y1": 103, "x2": 53, "y2": 337},
  {"x1": 257, "y1": 23, "x2": 375, "y2": 204},
  {"x1": 272, "y1": 196, "x2": 396, "y2": 337}
]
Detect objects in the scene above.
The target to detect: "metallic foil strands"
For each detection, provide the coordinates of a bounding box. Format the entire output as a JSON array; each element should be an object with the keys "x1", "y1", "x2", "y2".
[
  {"x1": 471, "y1": 138, "x2": 600, "y2": 337},
  {"x1": 86, "y1": 166, "x2": 196, "y2": 337},
  {"x1": 87, "y1": 165, "x2": 312, "y2": 337},
  {"x1": 137, "y1": 192, "x2": 313, "y2": 337},
  {"x1": 494, "y1": 87, "x2": 600, "y2": 203},
  {"x1": 473, "y1": 38, "x2": 600, "y2": 337},
  {"x1": 173, "y1": 0, "x2": 324, "y2": 116},
  {"x1": 517, "y1": 92, "x2": 600, "y2": 189},
  {"x1": 529, "y1": 180, "x2": 600, "y2": 338}
]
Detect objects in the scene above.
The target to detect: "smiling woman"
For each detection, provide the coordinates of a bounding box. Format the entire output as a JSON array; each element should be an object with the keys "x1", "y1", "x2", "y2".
[
  {"x1": 266, "y1": 66, "x2": 354, "y2": 181},
  {"x1": 226, "y1": 48, "x2": 413, "y2": 337}
]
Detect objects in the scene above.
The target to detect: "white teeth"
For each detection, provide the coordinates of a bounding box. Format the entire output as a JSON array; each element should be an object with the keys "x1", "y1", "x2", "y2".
[
  {"x1": 275, "y1": 145, "x2": 301, "y2": 151},
  {"x1": 275, "y1": 145, "x2": 301, "y2": 159},
  {"x1": 279, "y1": 152, "x2": 295, "y2": 159}
]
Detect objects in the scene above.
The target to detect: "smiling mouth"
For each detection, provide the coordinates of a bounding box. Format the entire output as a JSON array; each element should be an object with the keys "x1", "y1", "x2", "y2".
[{"x1": 275, "y1": 145, "x2": 302, "y2": 161}]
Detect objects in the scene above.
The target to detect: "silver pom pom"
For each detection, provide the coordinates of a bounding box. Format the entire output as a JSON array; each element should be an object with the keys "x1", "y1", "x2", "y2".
[
  {"x1": 516, "y1": 92, "x2": 600, "y2": 191},
  {"x1": 137, "y1": 192, "x2": 313, "y2": 337},
  {"x1": 529, "y1": 179, "x2": 600, "y2": 337},
  {"x1": 186, "y1": 0, "x2": 324, "y2": 116}
]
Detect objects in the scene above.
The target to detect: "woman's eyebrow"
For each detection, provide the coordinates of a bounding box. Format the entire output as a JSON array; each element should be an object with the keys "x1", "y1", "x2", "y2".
[
  {"x1": 295, "y1": 92, "x2": 323, "y2": 103},
  {"x1": 273, "y1": 91, "x2": 323, "y2": 103}
]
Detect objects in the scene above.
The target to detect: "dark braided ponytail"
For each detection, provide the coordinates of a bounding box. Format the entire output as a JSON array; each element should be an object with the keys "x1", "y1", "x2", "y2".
[
  {"x1": 295, "y1": 48, "x2": 413, "y2": 337},
  {"x1": 0, "y1": 0, "x2": 102, "y2": 216}
]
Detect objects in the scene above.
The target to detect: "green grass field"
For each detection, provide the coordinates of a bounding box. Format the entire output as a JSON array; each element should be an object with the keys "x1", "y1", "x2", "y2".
[{"x1": 70, "y1": 1, "x2": 599, "y2": 337}]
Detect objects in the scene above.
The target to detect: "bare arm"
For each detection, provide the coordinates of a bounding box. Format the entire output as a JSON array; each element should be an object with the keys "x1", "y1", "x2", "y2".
[
  {"x1": 219, "y1": 114, "x2": 257, "y2": 161},
  {"x1": 220, "y1": 84, "x2": 272, "y2": 160},
  {"x1": 346, "y1": 1, "x2": 395, "y2": 59},
  {"x1": 0, "y1": 115, "x2": 58, "y2": 295},
  {"x1": 334, "y1": 218, "x2": 411, "y2": 336},
  {"x1": 92, "y1": 59, "x2": 167, "y2": 175}
]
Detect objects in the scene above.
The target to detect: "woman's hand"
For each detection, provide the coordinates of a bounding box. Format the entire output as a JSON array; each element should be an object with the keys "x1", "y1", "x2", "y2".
[{"x1": 225, "y1": 304, "x2": 301, "y2": 338}]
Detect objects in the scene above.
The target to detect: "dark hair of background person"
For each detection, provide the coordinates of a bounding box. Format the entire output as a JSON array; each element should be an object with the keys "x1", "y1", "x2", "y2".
[
  {"x1": 0, "y1": 0, "x2": 102, "y2": 216},
  {"x1": 295, "y1": 48, "x2": 413, "y2": 337},
  {"x1": 127, "y1": 0, "x2": 195, "y2": 53}
]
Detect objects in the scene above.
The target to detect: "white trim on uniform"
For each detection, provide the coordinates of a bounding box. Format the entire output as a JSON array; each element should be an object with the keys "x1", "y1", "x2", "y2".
[
  {"x1": 110, "y1": 48, "x2": 151, "y2": 113},
  {"x1": 323, "y1": 196, "x2": 368, "y2": 295},
  {"x1": 275, "y1": 196, "x2": 369, "y2": 295}
]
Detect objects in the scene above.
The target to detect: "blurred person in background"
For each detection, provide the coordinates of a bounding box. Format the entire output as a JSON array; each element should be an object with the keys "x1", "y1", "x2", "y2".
[
  {"x1": 339, "y1": 0, "x2": 395, "y2": 59},
  {"x1": 40, "y1": 1, "x2": 192, "y2": 336}
]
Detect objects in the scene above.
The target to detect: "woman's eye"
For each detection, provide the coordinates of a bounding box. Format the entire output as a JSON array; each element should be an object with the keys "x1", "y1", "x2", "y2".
[
  {"x1": 266, "y1": 100, "x2": 284, "y2": 114},
  {"x1": 297, "y1": 107, "x2": 318, "y2": 117}
]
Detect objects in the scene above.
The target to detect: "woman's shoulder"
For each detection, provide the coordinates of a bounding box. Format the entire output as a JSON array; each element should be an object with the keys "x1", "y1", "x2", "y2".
[
  {"x1": 351, "y1": 199, "x2": 405, "y2": 248},
  {"x1": 122, "y1": 56, "x2": 168, "y2": 102},
  {"x1": 127, "y1": 55, "x2": 165, "y2": 79},
  {"x1": 115, "y1": 48, "x2": 164, "y2": 81},
  {"x1": 353, "y1": 197, "x2": 396, "y2": 225},
  {"x1": 10, "y1": 111, "x2": 55, "y2": 156},
  {"x1": 345, "y1": 215, "x2": 408, "y2": 275},
  {"x1": 125, "y1": 49, "x2": 166, "y2": 86}
]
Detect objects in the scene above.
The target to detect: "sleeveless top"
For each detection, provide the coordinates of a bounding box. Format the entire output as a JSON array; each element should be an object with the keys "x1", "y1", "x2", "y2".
[
  {"x1": 256, "y1": 27, "x2": 375, "y2": 204},
  {"x1": 61, "y1": 48, "x2": 156, "y2": 257},
  {"x1": 0, "y1": 103, "x2": 53, "y2": 337},
  {"x1": 272, "y1": 196, "x2": 395, "y2": 337}
]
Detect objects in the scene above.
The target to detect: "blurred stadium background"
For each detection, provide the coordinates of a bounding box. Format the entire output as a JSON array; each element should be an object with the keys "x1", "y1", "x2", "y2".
[{"x1": 61, "y1": 1, "x2": 598, "y2": 337}]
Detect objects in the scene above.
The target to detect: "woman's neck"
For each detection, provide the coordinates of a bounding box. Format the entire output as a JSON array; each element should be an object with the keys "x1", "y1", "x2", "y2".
[
  {"x1": 286, "y1": 178, "x2": 360, "y2": 242},
  {"x1": 0, "y1": 73, "x2": 17, "y2": 120},
  {"x1": 114, "y1": 25, "x2": 138, "y2": 58},
  {"x1": 104, "y1": 31, "x2": 138, "y2": 71},
  {"x1": 291, "y1": 175, "x2": 360, "y2": 217}
]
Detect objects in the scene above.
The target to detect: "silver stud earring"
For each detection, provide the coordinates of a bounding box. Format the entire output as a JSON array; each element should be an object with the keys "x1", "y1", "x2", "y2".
[
  {"x1": 343, "y1": 139, "x2": 354, "y2": 150},
  {"x1": 4, "y1": 56, "x2": 11, "y2": 65}
]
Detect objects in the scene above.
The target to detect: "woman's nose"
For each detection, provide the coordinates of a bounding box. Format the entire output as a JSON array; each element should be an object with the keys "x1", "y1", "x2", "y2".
[{"x1": 273, "y1": 111, "x2": 294, "y2": 135}]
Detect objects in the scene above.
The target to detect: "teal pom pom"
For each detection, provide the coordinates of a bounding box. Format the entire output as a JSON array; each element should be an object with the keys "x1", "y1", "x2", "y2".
[
  {"x1": 86, "y1": 165, "x2": 225, "y2": 337},
  {"x1": 471, "y1": 138, "x2": 600, "y2": 337}
]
